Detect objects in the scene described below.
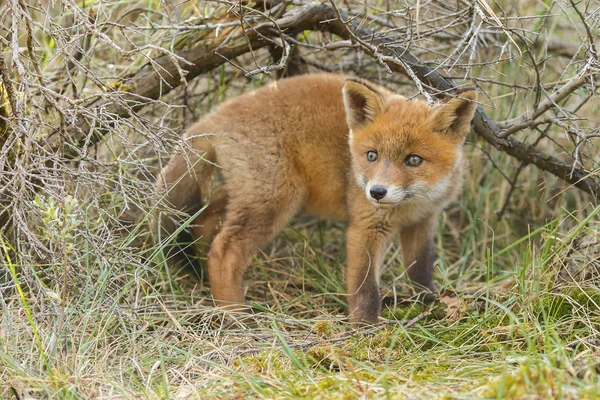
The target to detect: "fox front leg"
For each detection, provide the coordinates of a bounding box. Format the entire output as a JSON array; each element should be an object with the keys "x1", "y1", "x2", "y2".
[
  {"x1": 399, "y1": 216, "x2": 438, "y2": 295},
  {"x1": 345, "y1": 222, "x2": 391, "y2": 325}
]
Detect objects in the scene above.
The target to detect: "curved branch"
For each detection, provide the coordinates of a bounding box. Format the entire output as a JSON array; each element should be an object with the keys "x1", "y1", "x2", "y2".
[
  {"x1": 320, "y1": 4, "x2": 600, "y2": 199},
  {"x1": 49, "y1": 1, "x2": 600, "y2": 199},
  {"x1": 53, "y1": 2, "x2": 338, "y2": 159}
]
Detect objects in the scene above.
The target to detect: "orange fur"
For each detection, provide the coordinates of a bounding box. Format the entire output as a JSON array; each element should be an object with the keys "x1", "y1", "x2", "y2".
[{"x1": 151, "y1": 73, "x2": 477, "y2": 325}]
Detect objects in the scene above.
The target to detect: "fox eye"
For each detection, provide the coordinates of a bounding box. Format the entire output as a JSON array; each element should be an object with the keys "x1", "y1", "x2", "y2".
[
  {"x1": 405, "y1": 155, "x2": 423, "y2": 167},
  {"x1": 366, "y1": 150, "x2": 378, "y2": 162}
]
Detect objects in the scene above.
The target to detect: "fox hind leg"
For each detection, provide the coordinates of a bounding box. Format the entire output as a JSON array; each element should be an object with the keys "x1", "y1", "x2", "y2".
[
  {"x1": 191, "y1": 188, "x2": 228, "y2": 256},
  {"x1": 207, "y1": 193, "x2": 303, "y2": 309}
]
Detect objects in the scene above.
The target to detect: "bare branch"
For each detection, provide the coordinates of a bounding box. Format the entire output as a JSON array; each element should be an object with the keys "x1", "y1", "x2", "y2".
[
  {"x1": 52, "y1": 2, "x2": 338, "y2": 159},
  {"x1": 28, "y1": 1, "x2": 600, "y2": 200}
]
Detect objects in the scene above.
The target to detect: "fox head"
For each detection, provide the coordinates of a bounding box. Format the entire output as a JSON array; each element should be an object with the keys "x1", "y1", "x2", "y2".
[{"x1": 342, "y1": 79, "x2": 477, "y2": 209}]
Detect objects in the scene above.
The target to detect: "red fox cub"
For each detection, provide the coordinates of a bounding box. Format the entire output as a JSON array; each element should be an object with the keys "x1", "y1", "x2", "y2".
[{"x1": 152, "y1": 73, "x2": 477, "y2": 324}]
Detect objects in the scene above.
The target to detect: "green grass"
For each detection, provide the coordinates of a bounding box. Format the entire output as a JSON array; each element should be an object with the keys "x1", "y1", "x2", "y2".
[{"x1": 2, "y1": 200, "x2": 599, "y2": 398}]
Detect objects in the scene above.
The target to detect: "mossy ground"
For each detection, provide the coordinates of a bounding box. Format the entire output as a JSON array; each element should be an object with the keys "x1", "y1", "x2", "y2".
[{"x1": 3, "y1": 215, "x2": 599, "y2": 399}]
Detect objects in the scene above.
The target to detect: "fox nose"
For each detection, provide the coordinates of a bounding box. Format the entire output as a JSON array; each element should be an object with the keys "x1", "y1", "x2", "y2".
[{"x1": 369, "y1": 185, "x2": 387, "y2": 200}]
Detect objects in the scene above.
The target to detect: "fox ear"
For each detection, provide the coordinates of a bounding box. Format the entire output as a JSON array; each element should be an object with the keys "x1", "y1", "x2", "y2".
[
  {"x1": 343, "y1": 79, "x2": 385, "y2": 130},
  {"x1": 429, "y1": 90, "x2": 477, "y2": 138}
]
